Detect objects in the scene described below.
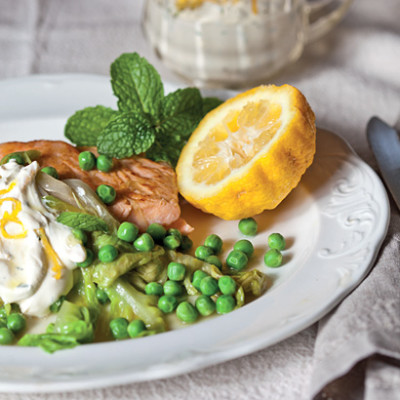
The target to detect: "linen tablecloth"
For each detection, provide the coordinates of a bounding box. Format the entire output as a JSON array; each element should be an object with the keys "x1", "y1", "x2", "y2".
[{"x1": 0, "y1": 0, "x2": 399, "y2": 399}]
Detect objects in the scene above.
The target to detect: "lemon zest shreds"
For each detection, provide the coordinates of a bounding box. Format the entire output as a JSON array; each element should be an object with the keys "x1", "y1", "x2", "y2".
[
  {"x1": 0, "y1": 181, "x2": 16, "y2": 196},
  {"x1": 0, "y1": 182, "x2": 28, "y2": 239},
  {"x1": 36, "y1": 228, "x2": 63, "y2": 280}
]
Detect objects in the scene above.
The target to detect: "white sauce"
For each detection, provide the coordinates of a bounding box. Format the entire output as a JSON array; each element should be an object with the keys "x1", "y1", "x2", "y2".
[
  {"x1": 143, "y1": 0, "x2": 304, "y2": 86},
  {"x1": 0, "y1": 161, "x2": 86, "y2": 317}
]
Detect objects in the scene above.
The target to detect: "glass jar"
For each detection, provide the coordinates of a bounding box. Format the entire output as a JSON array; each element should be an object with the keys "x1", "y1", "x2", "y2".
[{"x1": 142, "y1": 0, "x2": 353, "y2": 88}]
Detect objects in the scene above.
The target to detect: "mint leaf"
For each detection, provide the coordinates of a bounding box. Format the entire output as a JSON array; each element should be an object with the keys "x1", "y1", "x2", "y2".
[
  {"x1": 110, "y1": 53, "x2": 164, "y2": 120},
  {"x1": 159, "y1": 88, "x2": 203, "y2": 138},
  {"x1": 57, "y1": 212, "x2": 109, "y2": 232},
  {"x1": 64, "y1": 106, "x2": 119, "y2": 146},
  {"x1": 97, "y1": 112, "x2": 156, "y2": 158},
  {"x1": 202, "y1": 96, "x2": 223, "y2": 116}
]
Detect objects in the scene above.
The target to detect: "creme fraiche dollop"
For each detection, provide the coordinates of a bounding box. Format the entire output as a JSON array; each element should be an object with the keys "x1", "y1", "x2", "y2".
[{"x1": 0, "y1": 161, "x2": 86, "y2": 317}]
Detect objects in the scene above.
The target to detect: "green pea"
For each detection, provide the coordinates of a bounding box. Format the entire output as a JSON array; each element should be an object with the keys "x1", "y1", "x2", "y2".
[
  {"x1": 216, "y1": 295, "x2": 236, "y2": 314},
  {"x1": 233, "y1": 239, "x2": 254, "y2": 257},
  {"x1": 145, "y1": 282, "x2": 164, "y2": 296},
  {"x1": 41, "y1": 166, "x2": 59, "y2": 179},
  {"x1": 264, "y1": 249, "x2": 283, "y2": 267},
  {"x1": 127, "y1": 320, "x2": 146, "y2": 338},
  {"x1": 96, "y1": 155, "x2": 113, "y2": 172},
  {"x1": 218, "y1": 276, "x2": 237, "y2": 295},
  {"x1": 167, "y1": 228, "x2": 182, "y2": 242},
  {"x1": 195, "y1": 245, "x2": 214, "y2": 261},
  {"x1": 226, "y1": 250, "x2": 248, "y2": 271},
  {"x1": 238, "y1": 217, "x2": 258, "y2": 236},
  {"x1": 0, "y1": 320, "x2": 6, "y2": 329},
  {"x1": 77, "y1": 248, "x2": 94, "y2": 268},
  {"x1": 0, "y1": 328, "x2": 14, "y2": 345},
  {"x1": 204, "y1": 234, "x2": 223, "y2": 254},
  {"x1": 167, "y1": 262, "x2": 186, "y2": 281},
  {"x1": 7, "y1": 313, "x2": 26, "y2": 333},
  {"x1": 195, "y1": 295, "x2": 216, "y2": 316},
  {"x1": 95, "y1": 288, "x2": 109, "y2": 304},
  {"x1": 158, "y1": 295, "x2": 178, "y2": 313},
  {"x1": 163, "y1": 234, "x2": 181, "y2": 250},
  {"x1": 78, "y1": 151, "x2": 96, "y2": 171},
  {"x1": 199, "y1": 276, "x2": 219, "y2": 296},
  {"x1": 96, "y1": 184, "x2": 116, "y2": 204},
  {"x1": 205, "y1": 255, "x2": 222, "y2": 270},
  {"x1": 192, "y1": 270, "x2": 208, "y2": 291},
  {"x1": 180, "y1": 235, "x2": 193, "y2": 251},
  {"x1": 72, "y1": 228, "x2": 87, "y2": 245},
  {"x1": 7, "y1": 154, "x2": 25, "y2": 165},
  {"x1": 98, "y1": 244, "x2": 118, "y2": 263},
  {"x1": 163, "y1": 280, "x2": 183, "y2": 296},
  {"x1": 268, "y1": 233, "x2": 286, "y2": 251},
  {"x1": 117, "y1": 222, "x2": 139, "y2": 242},
  {"x1": 49, "y1": 296, "x2": 65, "y2": 313},
  {"x1": 134, "y1": 233, "x2": 155, "y2": 252},
  {"x1": 146, "y1": 223, "x2": 167, "y2": 242},
  {"x1": 176, "y1": 301, "x2": 198, "y2": 323},
  {"x1": 109, "y1": 318, "x2": 129, "y2": 340}
]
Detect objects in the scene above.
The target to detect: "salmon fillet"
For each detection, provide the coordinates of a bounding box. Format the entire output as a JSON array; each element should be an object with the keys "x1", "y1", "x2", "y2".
[{"x1": 0, "y1": 140, "x2": 192, "y2": 233}]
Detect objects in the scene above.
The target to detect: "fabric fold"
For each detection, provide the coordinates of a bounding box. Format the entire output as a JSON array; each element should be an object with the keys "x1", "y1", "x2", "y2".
[{"x1": 310, "y1": 211, "x2": 400, "y2": 399}]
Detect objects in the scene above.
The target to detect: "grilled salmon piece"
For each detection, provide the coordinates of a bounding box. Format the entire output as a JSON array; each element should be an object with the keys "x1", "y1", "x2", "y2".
[{"x1": 0, "y1": 140, "x2": 192, "y2": 233}]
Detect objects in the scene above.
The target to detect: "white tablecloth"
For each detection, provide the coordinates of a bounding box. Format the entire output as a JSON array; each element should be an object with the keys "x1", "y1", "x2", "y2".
[{"x1": 0, "y1": 1, "x2": 399, "y2": 399}]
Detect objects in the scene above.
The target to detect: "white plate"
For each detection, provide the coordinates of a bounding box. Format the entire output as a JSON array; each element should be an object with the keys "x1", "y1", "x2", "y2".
[{"x1": 0, "y1": 75, "x2": 390, "y2": 393}]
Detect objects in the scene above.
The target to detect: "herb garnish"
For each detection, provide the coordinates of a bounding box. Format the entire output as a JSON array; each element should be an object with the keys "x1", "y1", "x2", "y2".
[
  {"x1": 56, "y1": 212, "x2": 109, "y2": 232},
  {"x1": 64, "y1": 53, "x2": 222, "y2": 166}
]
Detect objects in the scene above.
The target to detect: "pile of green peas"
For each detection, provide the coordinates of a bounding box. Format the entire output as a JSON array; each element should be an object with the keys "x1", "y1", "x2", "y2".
[
  {"x1": 74, "y1": 212, "x2": 287, "y2": 341},
  {"x1": 0, "y1": 307, "x2": 26, "y2": 345},
  {"x1": 142, "y1": 260, "x2": 239, "y2": 325}
]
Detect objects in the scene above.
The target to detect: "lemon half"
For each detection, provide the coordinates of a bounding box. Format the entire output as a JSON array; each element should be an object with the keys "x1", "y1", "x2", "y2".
[{"x1": 176, "y1": 84, "x2": 316, "y2": 220}]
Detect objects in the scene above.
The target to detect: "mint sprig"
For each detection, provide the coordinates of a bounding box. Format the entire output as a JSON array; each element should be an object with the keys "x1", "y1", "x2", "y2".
[
  {"x1": 57, "y1": 212, "x2": 109, "y2": 232},
  {"x1": 65, "y1": 52, "x2": 222, "y2": 167}
]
